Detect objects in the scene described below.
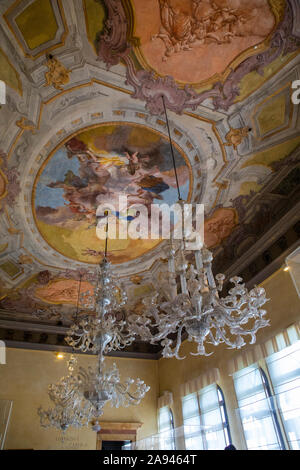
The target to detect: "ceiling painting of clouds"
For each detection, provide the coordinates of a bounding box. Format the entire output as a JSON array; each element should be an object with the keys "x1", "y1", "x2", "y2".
[{"x1": 33, "y1": 123, "x2": 191, "y2": 264}]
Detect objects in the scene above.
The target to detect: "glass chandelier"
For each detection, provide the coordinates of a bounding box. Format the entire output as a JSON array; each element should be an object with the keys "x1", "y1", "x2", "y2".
[
  {"x1": 38, "y1": 218, "x2": 150, "y2": 432},
  {"x1": 127, "y1": 95, "x2": 270, "y2": 358},
  {"x1": 65, "y1": 258, "x2": 134, "y2": 354},
  {"x1": 37, "y1": 354, "x2": 94, "y2": 431},
  {"x1": 128, "y1": 240, "x2": 269, "y2": 358},
  {"x1": 77, "y1": 349, "x2": 150, "y2": 421},
  {"x1": 64, "y1": 214, "x2": 149, "y2": 426}
]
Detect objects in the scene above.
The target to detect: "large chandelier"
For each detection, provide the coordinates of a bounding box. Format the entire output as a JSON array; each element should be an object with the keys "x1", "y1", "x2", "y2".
[
  {"x1": 128, "y1": 240, "x2": 269, "y2": 358},
  {"x1": 127, "y1": 95, "x2": 270, "y2": 358},
  {"x1": 38, "y1": 217, "x2": 150, "y2": 432},
  {"x1": 37, "y1": 354, "x2": 94, "y2": 431}
]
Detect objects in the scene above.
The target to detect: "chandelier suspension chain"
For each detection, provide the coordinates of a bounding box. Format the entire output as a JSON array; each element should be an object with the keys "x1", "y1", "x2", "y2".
[{"x1": 161, "y1": 95, "x2": 181, "y2": 201}]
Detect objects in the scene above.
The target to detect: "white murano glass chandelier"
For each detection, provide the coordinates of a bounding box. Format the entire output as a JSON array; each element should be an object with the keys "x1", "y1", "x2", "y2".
[
  {"x1": 127, "y1": 96, "x2": 270, "y2": 358},
  {"x1": 128, "y1": 239, "x2": 270, "y2": 358},
  {"x1": 37, "y1": 354, "x2": 94, "y2": 431}
]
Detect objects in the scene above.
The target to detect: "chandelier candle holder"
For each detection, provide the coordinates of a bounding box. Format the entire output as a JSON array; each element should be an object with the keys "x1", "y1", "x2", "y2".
[
  {"x1": 128, "y1": 241, "x2": 270, "y2": 358},
  {"x1": 37, "y1": 354, "x2": 94, "y2": 431}
]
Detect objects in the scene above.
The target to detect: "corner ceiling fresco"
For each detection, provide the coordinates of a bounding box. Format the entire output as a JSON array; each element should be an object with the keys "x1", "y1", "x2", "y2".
[
  {"x1": 132, "y1": 0, "x2": 277, "y2": 85},
  {"x1": 0, "y1": 0, "x2": 299, "y2": 355}
]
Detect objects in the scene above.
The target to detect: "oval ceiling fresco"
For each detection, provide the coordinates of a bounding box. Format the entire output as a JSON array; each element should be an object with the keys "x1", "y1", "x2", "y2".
[{"x1": 32, "y1": 123, "x2": 191, "y2": 264}]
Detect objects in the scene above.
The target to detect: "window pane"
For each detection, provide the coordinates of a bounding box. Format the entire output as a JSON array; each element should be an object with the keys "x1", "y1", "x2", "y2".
[
  {"x1": 267, "y1": 341, "x2": 300, "y2": 450},
  {"x1": 182, "y1": 393, "x2": 203, "y2": 449},
  {"x1": 182, "y1": 393, "x2": 198, "y2": 419},
  {"x1": 234, "y1": 365, "x2": 282, "y2": 450},
  {"x1": 182, "y1": 386, "x2": 231, "y2": 450},
  {"x1": 158, "y1": 406, "x2": 175, "y2": 450},
  {"x1": 199, "y1": 386, "x2": 227, "y2": 449}
]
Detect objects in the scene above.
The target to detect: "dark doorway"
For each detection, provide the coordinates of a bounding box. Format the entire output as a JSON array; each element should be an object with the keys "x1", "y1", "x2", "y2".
[{"x1": 102, "y1": 440, "x2": 131, "y2": 450}]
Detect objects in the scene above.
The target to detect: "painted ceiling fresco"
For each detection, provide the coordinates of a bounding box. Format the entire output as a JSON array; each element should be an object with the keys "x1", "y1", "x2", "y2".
[
  {"x1": 0, "y1": 0, "x2": 299, "y2": 356},
  {"x1": 133, "y1": 0, "x2": 277, "y2": 84},
  {"x1": 33, "y1": 123, "x2": 190, "y2": 264}
]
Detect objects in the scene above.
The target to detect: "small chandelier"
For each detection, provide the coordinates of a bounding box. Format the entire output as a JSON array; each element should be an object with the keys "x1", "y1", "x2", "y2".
[
  {"x1": 37, "y1": 354, "x2": 94, "y2": 431},
  {"x1": 127, "y1": 95, "x2": 270, "y2": 358},
  {"x1": 65, "y1": 258, "x2": 134, "y2": 354},
  {"x1": 77, "y1": 351, "x2": 150, "y2": 420}
]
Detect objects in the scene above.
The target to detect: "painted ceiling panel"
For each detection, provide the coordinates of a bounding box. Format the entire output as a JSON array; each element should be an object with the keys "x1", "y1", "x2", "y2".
[{"x1": 0, "y1": 0, "x2": 299, "y2": 356}]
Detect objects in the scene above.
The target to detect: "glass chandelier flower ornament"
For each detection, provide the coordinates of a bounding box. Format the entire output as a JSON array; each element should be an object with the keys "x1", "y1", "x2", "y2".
[
  {"x1": 37, "y1": 354, "x2": 94, "y2": 431},
  {"x1": 127, "y1": 95, "x2": 270, "y2": 358}
]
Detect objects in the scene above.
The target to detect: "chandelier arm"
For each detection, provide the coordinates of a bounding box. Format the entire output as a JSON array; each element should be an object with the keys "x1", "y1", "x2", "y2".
[
  {"x1": 212, "y1": 299, "x2": 260, "y2": 325},
  {"x1": 229, "y1": 318, "x2": 270, "y2": 339},
  {"x1": 172, "y1": 325, "x2": 186, "y2": 360},
  {"x1": 150, "y1": 322, "x2": 179, "y2": 343},
  {"x1": 212, "y1": 322, "x2": 235, "y2": 347}
]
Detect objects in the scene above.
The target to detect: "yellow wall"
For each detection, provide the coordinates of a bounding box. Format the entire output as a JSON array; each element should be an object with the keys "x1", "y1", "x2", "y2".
[
  {"x1": 1, "y1": 268, "x2": 299, "y2": 449},
  {"x1": 0, "y1": 349, "x2": 158, "y2": 449},
  {"x1": 157, "y1": 268, "x2": 300, "y2": 449}
]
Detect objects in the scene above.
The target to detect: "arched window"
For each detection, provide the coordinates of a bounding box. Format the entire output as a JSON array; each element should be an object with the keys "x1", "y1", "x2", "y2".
[
  {"x1": 158, "y1": 406, "x2": 175, "y2": 450},
  {"x1": 266, "y1": 340, "x2": 300, "y2": 449},
  {"x1": 233, "y1": 364, "x2": 286, "y2": 450},
  {"x1": 182, "y1": 384, "x2": 231, "y2": 450}
]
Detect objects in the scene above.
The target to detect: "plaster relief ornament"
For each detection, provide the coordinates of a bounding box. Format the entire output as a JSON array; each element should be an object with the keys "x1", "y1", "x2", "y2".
[
  {"x1": 224, "y1": 126, "x2": 251, "y2": 151},
  {"x1": 16, "y1": 116, "x2": 37, "y2": 134},
  {"x1": 0, "y1": 150, "x2": 20, "y2": 213},
  {"x1": 44, "y1": 55, "x2": 71, "y2": 90}
]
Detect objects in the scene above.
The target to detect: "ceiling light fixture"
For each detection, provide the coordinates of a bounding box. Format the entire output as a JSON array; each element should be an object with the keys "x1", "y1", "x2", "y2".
[
  {"x1": 37, "y1": 354, "x2": 94, "y2": 432},
  {"x1": 65, "y1": 212, "x2": 134, "y2": 354},
  {"x1": 127, "y1": 95, "x2": 270, "y2": 358},
  {"x1": 38, "y1": 213, "x2": 150, "y2": 432}
]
